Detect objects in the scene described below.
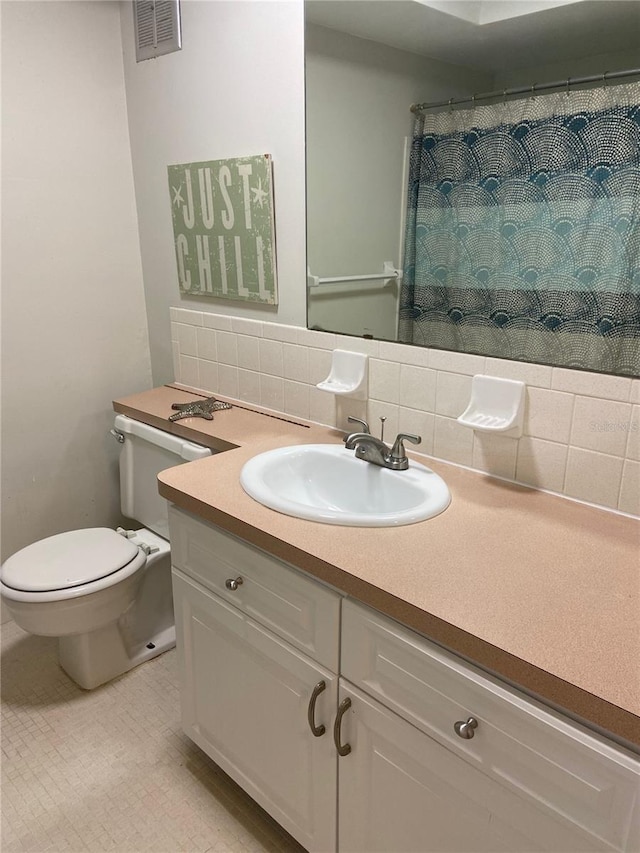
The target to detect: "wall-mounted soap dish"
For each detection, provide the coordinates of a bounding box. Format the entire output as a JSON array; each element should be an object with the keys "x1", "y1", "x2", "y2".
[
  {"x1": 316, "y1": 349, "x2": 368, "y2": 400},
  {"x1": 457, "y1": 375, "x2": 525, "y2": 437}
]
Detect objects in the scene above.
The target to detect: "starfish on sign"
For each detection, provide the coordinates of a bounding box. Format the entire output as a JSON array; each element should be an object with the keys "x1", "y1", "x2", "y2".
[
  {"x1": 172, "y1": 185, "x2": 184, "y2": 207},
  {"x1": 251, "y1": 178, "x2": 269, "y2": 208}
]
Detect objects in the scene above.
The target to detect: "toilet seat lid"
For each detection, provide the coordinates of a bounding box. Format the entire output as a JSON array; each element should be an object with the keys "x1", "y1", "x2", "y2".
[{"x1": 1, "y1": 528, "x2": 141, "y2": 592}]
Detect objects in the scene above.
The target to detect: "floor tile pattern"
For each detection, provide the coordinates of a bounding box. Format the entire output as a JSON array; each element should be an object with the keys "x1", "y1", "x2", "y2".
[{"x1": 1, "y1": 622, "x2": 305, "y2": 853}]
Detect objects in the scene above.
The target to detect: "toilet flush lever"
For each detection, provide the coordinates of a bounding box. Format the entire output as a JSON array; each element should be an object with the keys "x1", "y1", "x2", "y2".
[{"x1": 110, "y1": 428, "x2": 125, "y2": 444}]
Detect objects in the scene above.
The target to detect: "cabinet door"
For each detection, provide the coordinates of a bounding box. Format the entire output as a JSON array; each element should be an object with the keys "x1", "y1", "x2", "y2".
[
  {"x1": 337, "y1": 682, "x2": 606, "y2": 853},
  {"x1": 173, "y1": 569, "x2": 338, "y2": 853}
]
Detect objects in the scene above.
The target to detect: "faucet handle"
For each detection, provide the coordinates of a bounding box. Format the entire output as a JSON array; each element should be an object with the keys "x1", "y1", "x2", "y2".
[
  {"x1": 390, "y1": 432, "x2": 421, "y2": 461},
  {"x1": 346, "y1": 416, "x2": 370, "y2": 434}
]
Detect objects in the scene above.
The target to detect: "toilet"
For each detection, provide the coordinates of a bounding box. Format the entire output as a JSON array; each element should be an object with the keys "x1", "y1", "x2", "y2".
[{"x1": 0, "y1": 414, "x2": 211, "y2": 689}]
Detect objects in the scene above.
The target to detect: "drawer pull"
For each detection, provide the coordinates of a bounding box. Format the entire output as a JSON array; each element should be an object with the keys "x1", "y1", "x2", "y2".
[
  {"x1": 454, "y1": 716, "x2": 478, "y2": 739},
  {"x1": 307, "y1": 680, "x2": 327, "y2": 737},
  {"x1": 225, "y1": 576, "x2": 244, "y2": 591},
  {"x1": 334, "y1": 697, "x2": 352, "y2": 756}
]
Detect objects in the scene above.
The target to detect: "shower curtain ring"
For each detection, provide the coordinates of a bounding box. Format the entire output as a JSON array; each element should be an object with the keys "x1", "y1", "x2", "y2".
[
  {"x1": 448, "y1": 97, "x2": 453, "y2": 113},
  {"x1": 603, "y1": 71, "x2": 609, "y2": 87},
  {"x1": 566, "y1": 77, "x2": 571, "y2": 97},
  {"x1": 531, "y1": 83, "x2": 536, "y2": 100},
  {"x1": 471, "y1": 94, "x2": 476, "y2": 108},
  {"x1": 503, "y1": 88, "x2": 507, "y2": 105}
]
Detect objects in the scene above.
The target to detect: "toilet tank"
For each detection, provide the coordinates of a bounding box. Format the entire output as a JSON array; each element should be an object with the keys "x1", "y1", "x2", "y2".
[{"x1": 114, "y1": 414, "x2": 212, "y2": 539}]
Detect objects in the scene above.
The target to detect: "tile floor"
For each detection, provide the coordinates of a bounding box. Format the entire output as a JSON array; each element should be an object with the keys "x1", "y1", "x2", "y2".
[{"x1": 1, "y1": 621, "x2": 306, "y2": 853}]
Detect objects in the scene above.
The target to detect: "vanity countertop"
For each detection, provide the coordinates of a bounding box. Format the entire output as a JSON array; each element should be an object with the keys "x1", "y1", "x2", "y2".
[{"x1": 114, "y1": 385, "x2": 640, "y2": 750}]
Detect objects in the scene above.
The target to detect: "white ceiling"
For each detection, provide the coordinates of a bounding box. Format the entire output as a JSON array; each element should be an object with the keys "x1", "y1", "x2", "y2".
[{"x1": 305, "y1": 0, "x2": 640, "y2": 73}]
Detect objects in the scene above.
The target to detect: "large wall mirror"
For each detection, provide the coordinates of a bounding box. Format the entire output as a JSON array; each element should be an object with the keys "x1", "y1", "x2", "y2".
[{"x1": 305, "y1": 1, "x2": 640, "y2": 377}]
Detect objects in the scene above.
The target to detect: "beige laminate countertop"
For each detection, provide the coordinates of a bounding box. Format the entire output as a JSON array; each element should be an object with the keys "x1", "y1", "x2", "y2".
[{"x1": 115, "y1": 385, "x2": 640, "y2": 751}]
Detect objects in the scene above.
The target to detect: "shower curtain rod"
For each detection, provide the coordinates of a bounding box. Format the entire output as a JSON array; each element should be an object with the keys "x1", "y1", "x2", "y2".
[{"x1": 410, "y1": 67, "x2": 640, "y2": 113}]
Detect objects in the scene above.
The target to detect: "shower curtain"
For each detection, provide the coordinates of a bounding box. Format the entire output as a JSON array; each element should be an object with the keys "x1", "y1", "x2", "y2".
[{"x1": 399, "y1": 82, "x2": 640, "y2": 377}]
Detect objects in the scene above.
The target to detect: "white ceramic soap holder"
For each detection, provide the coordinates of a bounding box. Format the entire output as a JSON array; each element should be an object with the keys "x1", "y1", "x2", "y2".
[
  {"x1": 457, "y1": 375, "x2": 525, "y2": 438},
  {"x1": 316, "y1": 349, "x2": 368, "y2": 400}
]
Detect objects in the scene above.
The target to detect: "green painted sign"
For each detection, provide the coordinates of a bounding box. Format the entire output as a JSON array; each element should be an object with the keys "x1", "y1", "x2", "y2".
[{"x1": 168, "y1": 154, "x2": 277, "y2": 304}]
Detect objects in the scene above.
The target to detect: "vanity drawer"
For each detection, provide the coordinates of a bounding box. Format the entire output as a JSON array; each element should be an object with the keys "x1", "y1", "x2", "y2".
[
  {"x1": 341, "y1": 599, "x2": 640, "y2": 852},
  {"x1": 168, "y1": 506, "x2": 341, "y2": 672}
]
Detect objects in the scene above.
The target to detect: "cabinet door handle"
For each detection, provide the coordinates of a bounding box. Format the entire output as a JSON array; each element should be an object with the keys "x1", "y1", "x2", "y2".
[
  {"x1": 454, "y1": 716, "x2": 478, "y2": 739},
  {"x1": 333, "y1": 697, "x2": 352, "y2": 756},
  {"x1": 307, "y1": 680, "x2": 327, "y2": 737},
  {"x1": 225, "y1": 576, "x2": 243, "y2": 591}
]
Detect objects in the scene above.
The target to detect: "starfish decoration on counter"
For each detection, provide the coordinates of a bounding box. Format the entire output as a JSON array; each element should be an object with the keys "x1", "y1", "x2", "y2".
[{"x1": 169, "y1": 396, "x2": 232, "y2": 421}]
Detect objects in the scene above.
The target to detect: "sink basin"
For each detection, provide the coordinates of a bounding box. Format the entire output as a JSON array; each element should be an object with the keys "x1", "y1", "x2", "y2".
[{"x1": 240, "y1": 444, "x2": 450, "y2": 527}]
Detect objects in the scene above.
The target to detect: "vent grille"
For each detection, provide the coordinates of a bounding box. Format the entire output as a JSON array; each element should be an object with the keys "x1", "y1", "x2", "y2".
[{"x1": 133, "y1": 0, "x2": 181, "y2": 62}]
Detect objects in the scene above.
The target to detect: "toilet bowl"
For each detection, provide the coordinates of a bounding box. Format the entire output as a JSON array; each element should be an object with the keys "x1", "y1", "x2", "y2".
[
  {"x1": 0, "y1": 527, "x2": 147, "y2": 636},
  {"x1": 0, "y1": 526, "x2": 174, "y2": 689},
  {"x1": 0, "y1": 413, "x2": 211, "y2": 689}
]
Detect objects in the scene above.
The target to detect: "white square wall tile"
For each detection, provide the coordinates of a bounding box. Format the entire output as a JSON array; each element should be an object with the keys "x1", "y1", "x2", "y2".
[
  {"x1": 216, "y1": 331, "x2": 238, "y2": 366},
  {"x1": 308, "y1": 348, "x2": 333, "y2": 385},
  {"x1": 260, "y1": 375, "x2": 284, "y2": 412},
  {"x1": 551, "y1": 368, "x2": 631, "y2": 402},
  {"x1": 484, "y1": 357, "x2": 552, "y2": 389},
  {"x1": 335, "y1": 335, "x2": 379, "y2": 356},
  {"x1": 367, "y1": 401, "x2": 399, "y2": 441},
  {"x1": 564, "y1": 447, "x2": 624, "y2": 510},
  {"x1": 173, "y1": 308, "x2": 203, "y2": 326},
  {"x1": 217, "y1": 364, "x2": 239, "y2": 398},
  {"x1": 435, "y1": 372, "x2": 472, "y2": 418},
  {"x1": 176, "y1": 323, "x2": 197, "y2": 357},
  {"x1": 203, "y1": 313, "x2": 233, "y2": 330},
  {"x1": 262, "y1": 322, "x2": 299, "y2": 343},
  {"x1": 237, "y1": 335, "x2": 260, "y2": 371},
  {"x1": 179, "y1": 355, "x2": 199, "y2": 388},
  {"x1": 626, "y1": 406, "x2": 640, "y2": 461},
  {"x1": 472, "y1": 433, "x2": 518, "y2": 480},
  {"x1": 524, "y1": 387, "x2": 574, "y2": 444},
  {"x1": 309, "y1": 387, "x2": 336, "y2": 427},
  {"x1": 259, "y1": 338, "x2": 284, "y2": 376},
  {"x1": 379, "y1": 340, "x2": 428, "y2": 366},
  {"x1": 398, "y1": 408, "x2": 435, "y2": 456},
  {"x1": 630, "y1": 380, "x2": 640, "y2": 404},
  {"x1": 619, "y1": 460, "x2": 640, "y2": 516},
  {"x1": 400, "y1": 365, "x2": 436, "y2": 413},
  {"x1": 284, "y1": 381, "x2": 310, "y2": 420},
  {"x1": 369, "y1": 360, "x2": 401, "y2": 404},
  {"x1": 198, "y1": 360, "x2": 219, "y2": 395},
  {"x1": 171, "y1": 341, "x2": 180, "y2": 382},
  {"x1": 570, "y1": 397, "x2": 632, "y2": 457},
  {"x1": 231, "y1": 318, "x2": 263, "y2": 337},
  {"x1": 515, "y1": 437, "x2": 568, "y2": 494},
  {"x1": 283, "y1": 344, "x2": 309, "y2": 383},
  {"x1": 196, "y1": 327, "x2": 217, "y2": 362},
  {"x1": 428, "y1": 349, "x2": 485, "y2": 375},
  {"x1": 433, "y1": 416, "x2": 474, "y2": 467},
  {"x1": 297, "y1": 328, "x2": 336, "y2": 350},
  {"x1": 238, "y1": 369, "x2": 260, "y2": 406}
]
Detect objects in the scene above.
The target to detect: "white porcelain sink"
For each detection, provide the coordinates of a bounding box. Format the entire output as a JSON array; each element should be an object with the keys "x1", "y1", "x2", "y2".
[{"x1": 240, "y1": 444, "x2": 450, "y2": 527}]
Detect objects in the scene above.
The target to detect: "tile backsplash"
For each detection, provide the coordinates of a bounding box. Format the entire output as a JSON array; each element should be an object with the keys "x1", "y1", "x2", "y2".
[{"x1": 171, "y1": 308, "x2": 639, "y2": 517}]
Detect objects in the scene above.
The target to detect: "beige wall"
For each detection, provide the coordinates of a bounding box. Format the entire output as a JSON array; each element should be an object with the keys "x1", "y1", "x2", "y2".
[
  {"x1": 1, "y1": 1, "x2": 153, "y2": 585},
  {"x1": 120, "y1": 0, "x2": 307, "y2": 386}
]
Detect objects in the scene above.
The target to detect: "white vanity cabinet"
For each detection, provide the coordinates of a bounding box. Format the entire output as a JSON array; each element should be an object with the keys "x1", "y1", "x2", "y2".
[
  {"x1": 169, "y1": 507, "x2": 341, "y2": 853},
  {"x1": 339, "y1": 600, "x2": 640, "y2": 853},
  {"x1": 169, "y1": 506, "x2": 640, "y2": 853}
]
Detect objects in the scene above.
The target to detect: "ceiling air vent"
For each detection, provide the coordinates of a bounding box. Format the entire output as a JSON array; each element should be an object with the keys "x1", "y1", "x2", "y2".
[{"x1": 133, "y1": 0, "x2": 181, "y2": 62}]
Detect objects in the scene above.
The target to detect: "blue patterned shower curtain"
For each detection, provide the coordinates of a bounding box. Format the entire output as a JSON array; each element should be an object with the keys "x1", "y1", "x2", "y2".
[{"x1": 399, "y1": 83, "x2": 640, "y2": 376}]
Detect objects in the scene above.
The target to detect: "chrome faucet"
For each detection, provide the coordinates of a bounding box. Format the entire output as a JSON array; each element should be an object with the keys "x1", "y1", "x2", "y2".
[{"x1": 343, "y1": 418, "x2": 421, "y2": 471}]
